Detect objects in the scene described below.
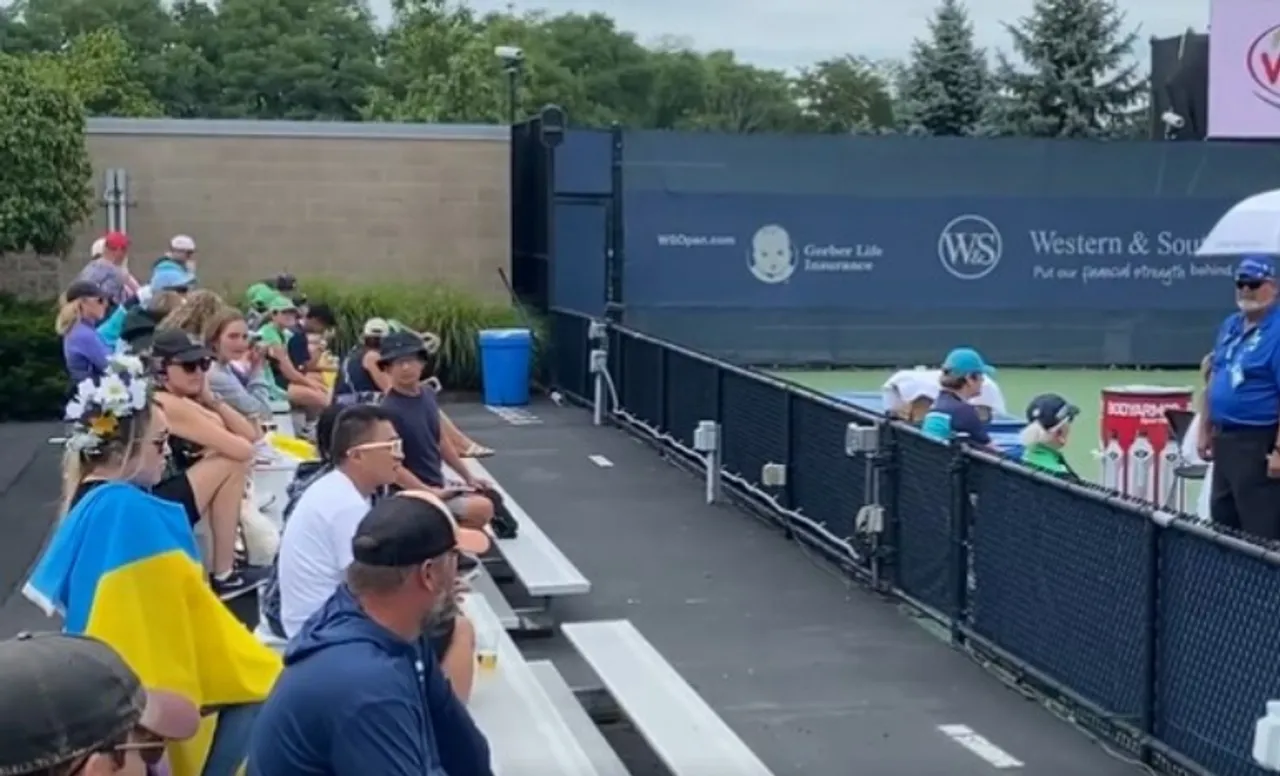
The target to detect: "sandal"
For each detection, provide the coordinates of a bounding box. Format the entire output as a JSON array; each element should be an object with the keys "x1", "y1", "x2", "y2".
[{"x1": 462, "y1": 443, "x2": 495, "y2": 458}]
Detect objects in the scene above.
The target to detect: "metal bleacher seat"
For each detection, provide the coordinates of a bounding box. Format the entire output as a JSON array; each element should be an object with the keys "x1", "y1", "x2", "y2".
[
  {"x1": 457, "y1": 459, "x2": 590, "y2": 633},
  {"x1": 528, "y1": 660, "x2": 629, "y2": 776},
  {"x1": 563, "y1": 620, "x2": 775, "y2": 776},
  {"x1": 460, "y1": 591, "x2": 605, "y2": 775}
]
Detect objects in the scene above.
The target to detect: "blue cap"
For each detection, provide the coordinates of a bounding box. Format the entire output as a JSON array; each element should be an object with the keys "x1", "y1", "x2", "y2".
[
  {"x1": 1236, "y1": 255, "x2": 1275, "y2": 282},
  {"x1": 1026, "y1": 393, "x2": 1079, "y2": 429},
  {"x1": 942, "y1": 347, "x2": 995, "y2": 376},
  {"x1": 150, "y1": 264, "x2": 195, "y2": 292}
]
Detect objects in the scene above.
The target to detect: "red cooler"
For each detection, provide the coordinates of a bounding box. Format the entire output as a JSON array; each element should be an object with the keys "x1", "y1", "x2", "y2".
[{"x1": 1099, "y1": 385, "x2": 1194, "y2": 504}]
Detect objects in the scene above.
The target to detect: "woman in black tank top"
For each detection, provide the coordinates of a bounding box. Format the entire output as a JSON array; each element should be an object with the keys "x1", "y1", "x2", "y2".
[{"x1": 150, "y1": 329, "x2": 270, "y2": 600}]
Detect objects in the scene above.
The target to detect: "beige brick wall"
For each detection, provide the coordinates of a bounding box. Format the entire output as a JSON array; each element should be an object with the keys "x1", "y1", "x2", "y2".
[{"x1": 0, "y1": 120, "x2": 511, "y2": 301}]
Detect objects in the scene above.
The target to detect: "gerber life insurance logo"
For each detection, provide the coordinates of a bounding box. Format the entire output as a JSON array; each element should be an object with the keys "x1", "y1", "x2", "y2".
[
  {"x1": 938, "y1": 214, "x2": 1002, "y2": 280},
  {"x1": 747, "y1": 224, "x2": 798, "y2": 283}
]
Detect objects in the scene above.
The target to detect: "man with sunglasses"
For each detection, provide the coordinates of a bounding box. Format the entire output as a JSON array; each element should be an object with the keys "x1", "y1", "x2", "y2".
[
  {"x1": 0, "y1": 632, "x2": 199, "y2": 776},
  {"x1": 276, "y1": 404, "x2": 405, "y2": 638},
  {"x1": 248, "y1": 491, "x2": 492, "y2": 776},
  {"x1": 1201, "y1": 256, "x2": 1280, "y2": 539}
]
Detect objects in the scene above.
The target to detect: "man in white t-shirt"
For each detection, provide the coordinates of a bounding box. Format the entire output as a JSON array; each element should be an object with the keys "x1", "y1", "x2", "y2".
[
  {"x1": 278, "y1": 404, "x2": 404, "y2": 637},
  {"x1": 882, "y1": 366, "x2": 1008, "y2": 422}
]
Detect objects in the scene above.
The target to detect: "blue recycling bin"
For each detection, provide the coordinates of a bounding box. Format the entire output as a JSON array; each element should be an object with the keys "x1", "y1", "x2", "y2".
[{"x1": 478, "y1": 328, "x2": 532, "y2": 406}]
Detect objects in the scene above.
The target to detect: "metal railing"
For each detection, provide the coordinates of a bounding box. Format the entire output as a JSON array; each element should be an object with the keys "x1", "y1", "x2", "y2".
[{"x1": 548, "y1": 306, "x2": 1280, "y2": 776}]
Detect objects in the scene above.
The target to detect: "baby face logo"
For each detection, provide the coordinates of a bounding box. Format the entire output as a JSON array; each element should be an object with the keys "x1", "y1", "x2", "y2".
[
  {"x1": 748, "y1": 224, "x2": 796, "y2": 284},
  {"x1": 1247, "y1": 24, "x2": 1280, "y2": 109}
]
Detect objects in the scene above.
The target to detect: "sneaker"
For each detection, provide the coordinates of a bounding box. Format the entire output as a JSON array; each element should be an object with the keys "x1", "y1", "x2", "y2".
[{"x1": 212, "y1": 563, "x2": 270, "y2": 601}]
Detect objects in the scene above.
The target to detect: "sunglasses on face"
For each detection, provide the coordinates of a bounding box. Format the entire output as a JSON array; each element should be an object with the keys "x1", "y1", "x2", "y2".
[
  {"x1": 113, "y1": 739, "x2": 167, "y2": 766},
  {"x1": 351, "y1": 439, "x2": 404, "y2": 457},
  {"x1": 173, "y1": 359, "x2": 210, "y2": 373},
  {"x1": 1237, "y1": 279, "x2": 1265, "y2": 291}
]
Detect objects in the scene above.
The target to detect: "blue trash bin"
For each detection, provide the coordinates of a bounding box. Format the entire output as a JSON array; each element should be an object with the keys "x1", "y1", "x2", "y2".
[{"x1": 478, "y1": 328, "x2": 532, "y2": 406}]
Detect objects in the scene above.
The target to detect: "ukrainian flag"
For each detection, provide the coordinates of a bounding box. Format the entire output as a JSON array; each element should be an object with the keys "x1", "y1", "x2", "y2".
[{"x1": 24, "y1": 482, "x2": 280, "y2": 776}]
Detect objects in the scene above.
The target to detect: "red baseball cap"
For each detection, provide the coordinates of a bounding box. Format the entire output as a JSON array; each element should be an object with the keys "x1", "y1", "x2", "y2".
[{"x1": 103, "y1": 231, "x2": 130, "y2": 251}]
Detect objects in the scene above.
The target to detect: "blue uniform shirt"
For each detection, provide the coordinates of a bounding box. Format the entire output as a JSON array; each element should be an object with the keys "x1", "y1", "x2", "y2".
[
  {"x1": 921, "y1": 390, "x2": 991, "y2": 445},
  {"x1": 1208, "y1": 306, "x2": 1280, "y2": 427}
]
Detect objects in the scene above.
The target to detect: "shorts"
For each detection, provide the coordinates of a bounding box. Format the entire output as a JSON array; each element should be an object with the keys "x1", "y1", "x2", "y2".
[
  {"x1": 152, "y1": 473, "x2": 201, "y2": 526},
  {"x1": 425, "y1": 618, "x2": 456, "y2": 664}
]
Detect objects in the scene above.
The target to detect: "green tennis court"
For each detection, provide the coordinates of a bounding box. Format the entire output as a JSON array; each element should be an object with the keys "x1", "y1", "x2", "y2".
[{"x1": 771, "y1": 367, "x2": 1202, "y2": 483}]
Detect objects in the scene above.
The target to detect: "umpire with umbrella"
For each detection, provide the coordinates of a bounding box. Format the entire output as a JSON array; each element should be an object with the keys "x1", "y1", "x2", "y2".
[{"x1": 1199, "y1": 256, "x2": 1280, "y2": 539}]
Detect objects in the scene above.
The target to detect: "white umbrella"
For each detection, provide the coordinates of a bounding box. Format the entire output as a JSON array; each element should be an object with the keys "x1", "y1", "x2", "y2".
[{"x1": 1197, "y1": 188, "x2": 1280, "y2": 256}]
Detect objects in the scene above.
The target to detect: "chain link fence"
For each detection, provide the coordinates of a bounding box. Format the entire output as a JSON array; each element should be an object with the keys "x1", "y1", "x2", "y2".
[{"x1": 548, "y1": 308, "x2": 1280, "y2": 776}]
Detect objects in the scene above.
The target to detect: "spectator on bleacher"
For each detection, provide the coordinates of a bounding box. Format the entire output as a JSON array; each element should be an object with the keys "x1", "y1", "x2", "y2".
[
  {"x1": 242, "y1": 283, "x2": 278, "y2": 331},
  {"x1": 1019, "y1": 393, "x2": 1082, "y2": 481},
  {"x1": 338, "y1": 319, "x2": 495, "y2": 457},
  {"x1": 259, "y1": 405, "x2": 345, "y2": 636},
  {"x1": 76, "y1": 231, "x2": 138, "y2": 310},
  {"x1": 0, "y1": 632, "x2": 200, "y2": 776},
  {"x1": 159, "y1": 289, "x2": 222, "y2": 338},
  {"x1": 287, "y1": 302, "x2": 336, "y2": 378},
  {"x1": 58, "y1": 280, "x2": 112, "y2": 386},
  {"x1": 98, "y1": 264, "x2": 192, "y2": 354},
  {"x1": 335, "y1": 317, "x2": 391, "y2": 397},
  {"x1": 256, "y1": 296, "x2": 329, "y2": 412},
  {"x1": 920, "y1": 348, "x2": 998, "y2": 447},
  {"x1": 1201, "y1": 256, "x2": 1280, "y2": 539},
  {"x1": 149, "y1": 329, "x2": 267, "y2": 599},
  {"x1": 117, "y1": 290, "x2": 185, "y2": 355},
  {"x1": 276, "y1": 404, "x2": 404, "y2": 636},
  {"x1": 30, "y1": 354, "x2": 281, "y2": 776},
  {"x1": 203, "y1": 307, "x2": 274, "y2": 422},
  {"x1": 247, "y1": 491, "x2": 493, "y2": 776},
  {"x1": 882, "y1": 365, "x2": 1007, "y2": 424},
  {"x1": 377, "y1": 331, "x2": 496, "y2": 529},
  {"x1": 153, "y1": 234, "x2": 197, "y2": 275}
]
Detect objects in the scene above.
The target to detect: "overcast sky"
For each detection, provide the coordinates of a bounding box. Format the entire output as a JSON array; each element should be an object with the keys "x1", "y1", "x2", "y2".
[{"x1": 370, "y1": 0, "x2": 1209, "y2": 71}]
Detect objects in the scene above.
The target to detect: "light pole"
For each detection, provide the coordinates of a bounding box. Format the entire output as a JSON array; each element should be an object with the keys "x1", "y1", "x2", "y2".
[{"x1": 494, "y1": 45, "x2": 524, "y2": 124}]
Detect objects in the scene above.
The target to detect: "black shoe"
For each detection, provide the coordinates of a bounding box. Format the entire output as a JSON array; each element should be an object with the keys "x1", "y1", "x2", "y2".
[{"x1": 212, "y1": 563, "x2": 269, "y2": 601}]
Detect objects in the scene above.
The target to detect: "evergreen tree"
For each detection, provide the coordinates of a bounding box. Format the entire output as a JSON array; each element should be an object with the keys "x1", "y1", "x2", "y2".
[
  {"x1": 897, "y1": 0, "x2": 988, "y2": 136},
  {"x1": 986, "y1": 0, "x2": 1145, "y2": 138}
]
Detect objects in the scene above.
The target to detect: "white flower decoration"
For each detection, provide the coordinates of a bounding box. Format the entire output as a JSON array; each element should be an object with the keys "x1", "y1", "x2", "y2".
[{"x1": 96, "y1": 374, "x2": 131, "y2": 413}]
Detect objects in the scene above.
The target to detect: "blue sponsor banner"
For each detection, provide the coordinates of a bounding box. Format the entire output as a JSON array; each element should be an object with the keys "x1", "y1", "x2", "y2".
[{"x1": 623, "y1": 192, "x2": 1242, "y2": 310}]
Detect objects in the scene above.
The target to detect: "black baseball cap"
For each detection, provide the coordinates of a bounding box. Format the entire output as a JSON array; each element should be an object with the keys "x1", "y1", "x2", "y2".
[
  {"x1": 65, "y1": 280, "x2": 106, "y2": 302},
  {"x1": 1026, "y1": 393, "x2": 1080, "y2": 430},
  {"x1": 352, "y1": 491, "x2": 489, "y2": 567},
  {"x1": 151, "y1": 329, "x2": 212, "y2": 364},
  {"x1": 376, "y1": 331, "x2": 429, "y2": 365},
  {"x1": 0, "y1": 633, "x2": 199, "y2": 775}
]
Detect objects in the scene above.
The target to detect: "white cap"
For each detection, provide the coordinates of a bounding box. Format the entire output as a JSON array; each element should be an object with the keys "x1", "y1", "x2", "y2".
[
  {"x1": 362, "y1": 318, "x2": 390, "y2": 337},
  {"x1": 90, "y1": 237, "x2": 106, "y2": 259},
  {"x1": 170, "y1": 234, "x2": 196, "y2": 251}
]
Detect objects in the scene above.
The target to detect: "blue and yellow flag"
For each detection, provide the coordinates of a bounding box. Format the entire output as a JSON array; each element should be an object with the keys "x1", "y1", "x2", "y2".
[{"x1": 24, "y1": 482, "x2": 280, "y2": 776}]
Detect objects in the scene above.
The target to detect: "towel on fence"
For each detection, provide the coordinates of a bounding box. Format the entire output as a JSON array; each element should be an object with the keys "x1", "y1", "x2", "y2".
[
  {"x1": 23, "y1": 482, "x2": 280, "y2": 776},
  {"x1": 1179, "y1": 411, "x2": 1214, "y2": 520}
]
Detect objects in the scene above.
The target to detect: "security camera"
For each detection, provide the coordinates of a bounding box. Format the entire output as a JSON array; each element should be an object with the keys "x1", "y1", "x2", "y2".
[
  {"x1": 1161, "y1": 110, "x2": 1185, "y2": 129},
  {"x1": 494, "y1": 46, "x2": 524, "y2": 64}
]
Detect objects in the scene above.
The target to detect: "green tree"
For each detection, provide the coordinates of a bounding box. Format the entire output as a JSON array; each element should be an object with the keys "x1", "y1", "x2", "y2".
[
  {"x1": 685, "y1": 51, "x2": 804, "y2": 133},
  {"x1": 147, "y1": 0, "x2": 226, "y2": 118},
  {"x1": 794, "y1": 56, "x2": 895, "y2": 133},
  {"x1": 28, "y1": 28, "x2": 162, "y2": 116},
  {"x1": 897, "y1": 0, "x2": 989, "y2": 136},
  {"x1": 365, "y1": 0, "x2": 503, "y2": 123},
  {"x1": 0, "y1": 54, "x2": 93, "y2": 255},
  {"x1": 986, "y1": 0, "x2": 1145, "y2": 138},
  {"x1": 213, "y1": 0, "x2": 382, "y2": 120}
]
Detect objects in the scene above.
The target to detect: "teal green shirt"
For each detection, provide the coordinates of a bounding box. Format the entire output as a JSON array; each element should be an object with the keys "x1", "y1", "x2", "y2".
[{"x1": 1021, "y1": 443, "x2": 1079, "y2": 481}]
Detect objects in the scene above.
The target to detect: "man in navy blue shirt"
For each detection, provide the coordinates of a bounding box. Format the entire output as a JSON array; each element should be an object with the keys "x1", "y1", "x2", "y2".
[
  {"x1": 921, "y1": 347, "x2": 996, "y2": 447},
  {"x1": 1200, "y1": 256, "x2": 1280, "y2": 539}
]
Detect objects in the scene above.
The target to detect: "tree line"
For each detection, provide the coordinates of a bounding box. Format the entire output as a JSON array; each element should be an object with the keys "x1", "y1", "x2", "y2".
[{"x1": 0, "y1": 0, "x2": 1148, "y2": 139}]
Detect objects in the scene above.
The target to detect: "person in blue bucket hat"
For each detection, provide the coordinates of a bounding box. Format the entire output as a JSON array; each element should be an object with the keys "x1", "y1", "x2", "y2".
[
  {"x1": 1199, "y1": 254, "x2": 1280, "y2": 540},
  {"x1": 920, "y1": 347, "x2": 998, "y2": 448}
]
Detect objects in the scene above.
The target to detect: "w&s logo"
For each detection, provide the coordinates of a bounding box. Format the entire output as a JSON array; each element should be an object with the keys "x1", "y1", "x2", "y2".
[
  {"x1": 937, "y1": 215, "x2": 1002, "y2": 280},
  {"x1": 1248, "y1": 25, "x2": 1280, "y2": 109}
]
